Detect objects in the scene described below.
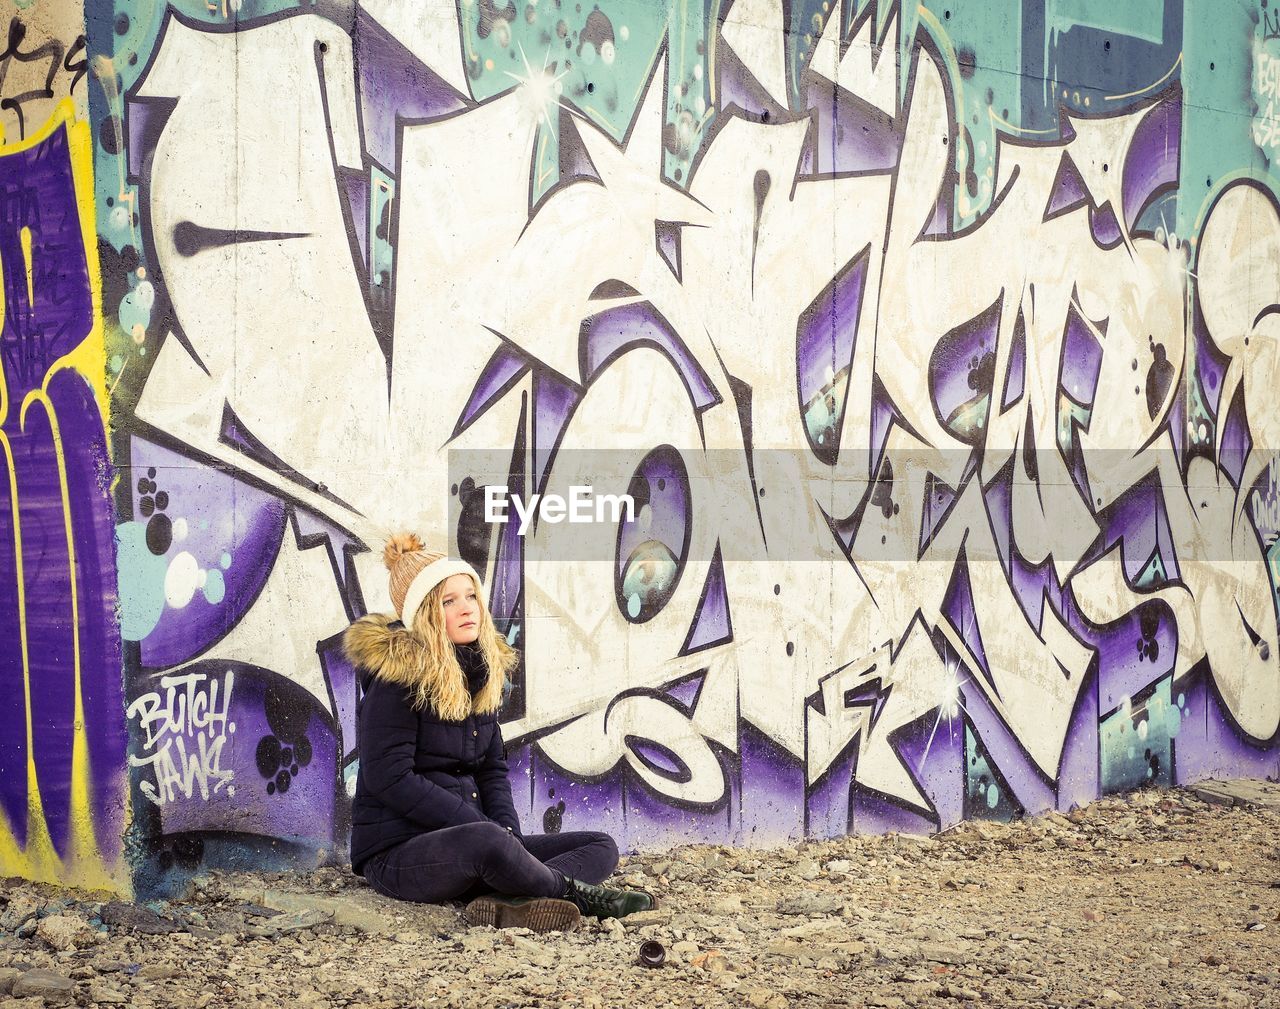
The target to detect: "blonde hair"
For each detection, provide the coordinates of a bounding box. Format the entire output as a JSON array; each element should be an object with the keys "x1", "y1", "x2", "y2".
[{"x1": 383, "y1": 534, "x2": 517, "y2": 720}]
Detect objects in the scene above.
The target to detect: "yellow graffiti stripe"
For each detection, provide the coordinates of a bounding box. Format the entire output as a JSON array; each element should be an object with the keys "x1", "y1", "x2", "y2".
[
  {"x1": 22, "y1": 390, "x2": 120, "y2": 892},
  {"x1": 55, "y1": 100, "x2": 109, "y2": 424},
  {"x1": 915, "y1": 5, "x2": 960, "y2": 78},
  {"x1": 0, "y1": 431, "x2": 61, "y2": 883},
  {"x1": 0, "y1": 102, "x2": 127, "y2": 894},
  {"x1": 988, "y1": 106, "x2": 1059, "y2": 137},
  {"x1": 1105, "y1": 53, "x2": 1182, "y2": 103},
  {"x1": 19, "y1": 227, "x2": 32, "y2": 309}
]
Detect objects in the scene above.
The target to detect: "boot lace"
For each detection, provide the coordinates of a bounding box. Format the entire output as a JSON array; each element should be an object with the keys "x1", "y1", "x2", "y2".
[{"x1": 568, "y1": 880, "x2": 622, "y2": 917}]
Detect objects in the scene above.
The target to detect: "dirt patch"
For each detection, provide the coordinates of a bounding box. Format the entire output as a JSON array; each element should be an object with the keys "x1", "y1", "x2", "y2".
[{"x1": 1, "y1": 783, "x2": 1278, "y2": 1008}]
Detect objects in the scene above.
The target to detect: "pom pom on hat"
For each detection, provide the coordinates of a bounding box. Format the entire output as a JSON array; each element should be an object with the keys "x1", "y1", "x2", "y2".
[{"x1": 383, "y1": 532, "x2": 425, "y2": 571}]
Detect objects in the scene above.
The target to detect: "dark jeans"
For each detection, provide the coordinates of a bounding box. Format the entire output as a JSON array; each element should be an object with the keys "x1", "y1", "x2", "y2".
[{"x1": 362, "y1": 822, "x2": 619, "y2": 904}]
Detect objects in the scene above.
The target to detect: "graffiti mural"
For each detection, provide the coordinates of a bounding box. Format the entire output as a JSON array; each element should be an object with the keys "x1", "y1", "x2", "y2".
[
  {"x1": 0, "y1": 85, "x2": 127, "y2": 891},
  {"x1": 69, "y1": 0, "x2": 1280, "y2": 888}
]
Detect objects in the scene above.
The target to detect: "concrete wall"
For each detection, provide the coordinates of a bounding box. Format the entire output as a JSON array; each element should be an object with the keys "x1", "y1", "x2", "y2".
[{"x1": 1, "y1": 0, "x2": 1279, "y2": 896}]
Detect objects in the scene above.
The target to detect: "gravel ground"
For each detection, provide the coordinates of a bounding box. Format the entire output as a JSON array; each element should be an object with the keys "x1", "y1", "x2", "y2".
[{"x1": 2, "y1": 783, "x2": 1279, "y2": 1009}]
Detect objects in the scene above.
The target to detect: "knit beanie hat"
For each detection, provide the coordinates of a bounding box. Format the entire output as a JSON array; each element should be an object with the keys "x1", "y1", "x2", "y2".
[{"x1": 383, "y1": 533, "x2": 484, "y2": 628}]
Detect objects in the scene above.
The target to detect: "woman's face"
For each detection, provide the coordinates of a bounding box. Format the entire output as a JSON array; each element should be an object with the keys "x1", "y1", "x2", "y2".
[{"x1": 440, "y1": 574, "x2": 481, "y2": 645}]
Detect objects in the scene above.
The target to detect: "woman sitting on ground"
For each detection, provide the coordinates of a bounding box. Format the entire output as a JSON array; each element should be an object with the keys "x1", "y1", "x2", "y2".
[{"x1": 344, "y1": 533, "x2": 653, "y2": 932}]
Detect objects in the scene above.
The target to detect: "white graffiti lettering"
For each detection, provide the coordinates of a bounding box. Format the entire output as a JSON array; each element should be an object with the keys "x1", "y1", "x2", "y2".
[{"x1": 127, "y1": 670, "x2": 236, "y2": 805}]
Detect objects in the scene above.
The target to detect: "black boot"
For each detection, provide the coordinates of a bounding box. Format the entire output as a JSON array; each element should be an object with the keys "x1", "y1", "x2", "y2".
[{"x1": 562, "y1": 877, "x2": 656, "y2": 919}]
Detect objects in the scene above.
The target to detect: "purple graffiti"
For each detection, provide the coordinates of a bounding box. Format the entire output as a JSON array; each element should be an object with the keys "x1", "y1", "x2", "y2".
[{"x1": 0, "y1": 119, "x2": 125, "y2": 865}]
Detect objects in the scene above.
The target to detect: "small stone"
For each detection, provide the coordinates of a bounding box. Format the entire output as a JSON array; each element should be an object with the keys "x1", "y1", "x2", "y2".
[
  {"x1": 693, "y1": 849, "x2": 725, "y2": 871},
  {"x1": 764, "y1": 940, "x2": 808, "y2": 960},
  {"x1": 779, "y1": 919, "x2": 844, "y2": 940},
  {"x1": 621, "y1": 909, "x2": 672, "y2": 927},
  {"x1": 137, "y1": 964, "x2": 181, "y2": 980},
  {"x1": 1191, "y1": 779, "x2": 1280, "y2": 810},
  {"x1": 245, "y1": 908, "x2": 332, "y2": 936},
  {"x1": 0, "y1": 896, "x2": 39, "y2": 933},
  {"x1": 918, "y1": 941, "x2": 968, "y2": 965},
  {"x1": 12, "y1": 969, "x2": 75, "y2": 1002},
  {"x1": 89, "y1": 961, "x2": 134, "y2": 974},
  {"x1": 601, "y1": 917, "x2": 625, "y2": 941},
  {"x1": 0, "y1": 969, "x2": 17, "y2": 995},
  {"x1": 100, "y1": 901, "x2": 179, "y2": 935},
  {"x1": 745, "y1": 990, "x2": 774, "y2": 1009},
  {"x1": 708, "y1": 896, "x2": 744, "y2": 915},
  {"x1": 776, "y1": 893, "x2": 845, "y2": 916},
  {"x1": 87, "y1": 984, "x2": 130, "y2": 1005},
  {"x1": 237, "y1": 903, "x2": 281, "y2": 919},
  {"x1": 36, "y1": 913, "x2": 96, "y2": 951},
  {"x1": 459, "y1": 932, "x2": 498, "y2": 952},
  {"x1": 690, "y1": 949, "x2": 727, "y2": 972}
]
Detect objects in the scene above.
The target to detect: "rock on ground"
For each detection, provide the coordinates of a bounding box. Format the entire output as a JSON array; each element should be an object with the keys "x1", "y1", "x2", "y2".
[
  {"x1": 1, "y1": 783, "x2": 1279, "y2": 1007},
  {"x1": 34, "y1": 913, "x2": 97, "y2": 952}
]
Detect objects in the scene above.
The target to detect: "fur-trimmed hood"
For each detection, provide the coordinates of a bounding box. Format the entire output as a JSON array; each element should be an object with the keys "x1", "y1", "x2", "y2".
[{"x1": 342, "y1": 613, "x2": 504, "y2": 720}]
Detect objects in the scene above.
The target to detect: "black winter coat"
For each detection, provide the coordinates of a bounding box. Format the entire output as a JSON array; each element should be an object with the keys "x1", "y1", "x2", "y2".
[{"x1": 343, "y1": 615, "x2": 520, "y2": 874}]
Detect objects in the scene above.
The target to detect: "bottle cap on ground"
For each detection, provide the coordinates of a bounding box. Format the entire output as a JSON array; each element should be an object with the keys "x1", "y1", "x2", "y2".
[{"x1": 636, "y1": 940, "x2": 666, "y2": 968}]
